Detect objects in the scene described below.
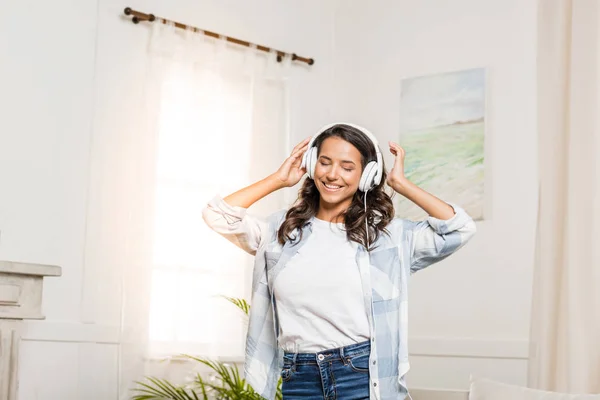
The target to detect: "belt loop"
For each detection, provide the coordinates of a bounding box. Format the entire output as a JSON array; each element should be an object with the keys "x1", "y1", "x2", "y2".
[
  {"x1": 340, "y1": 344, "x2": 348, "y2": 365},
  {"x1": 292, "y1": 351, "x2": 297, "y2": 366}
]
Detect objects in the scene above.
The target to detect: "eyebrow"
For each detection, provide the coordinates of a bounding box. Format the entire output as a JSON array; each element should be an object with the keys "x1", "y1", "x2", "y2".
[{"x1": 319, "y1": 155, "x2": 356, "y2": 166}]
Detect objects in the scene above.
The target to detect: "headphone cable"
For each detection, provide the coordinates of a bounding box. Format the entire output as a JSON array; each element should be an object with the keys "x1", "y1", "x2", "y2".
[{"x1": 364, "y1": 189, "x2": 369, "y2": 251}]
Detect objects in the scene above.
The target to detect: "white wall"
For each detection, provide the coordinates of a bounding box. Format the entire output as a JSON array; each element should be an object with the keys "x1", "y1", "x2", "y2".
[
  {"x1": 332, "y1": 0, "x2": 538, "y2": 390},
  {"x1": 0, "y1": 0, "x2": 337, "y2": 398}
]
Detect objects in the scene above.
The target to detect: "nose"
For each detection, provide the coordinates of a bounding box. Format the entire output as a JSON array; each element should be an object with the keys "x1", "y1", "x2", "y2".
[{"x1": 326, "y1": 165, "x2": 339, "y2": 180}]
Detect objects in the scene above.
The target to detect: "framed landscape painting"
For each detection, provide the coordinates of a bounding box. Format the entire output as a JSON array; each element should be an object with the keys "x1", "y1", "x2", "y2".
[{"x1": 397, "y1": 67, "x2": 486, "y2": 221}]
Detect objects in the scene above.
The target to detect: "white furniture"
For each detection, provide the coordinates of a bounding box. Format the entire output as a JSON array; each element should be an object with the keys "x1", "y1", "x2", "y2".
[
  {"x1": 0, "y1": 261, "x2": 61, "y2": 400},
  {"x1": 469, "y1": 377, "x2": 600, "y2": 400}
]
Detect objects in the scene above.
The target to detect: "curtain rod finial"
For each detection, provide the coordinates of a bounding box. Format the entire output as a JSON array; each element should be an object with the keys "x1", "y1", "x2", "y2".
[{"x1": 124, "y1": 7, "x2": 132, "y2": 15}]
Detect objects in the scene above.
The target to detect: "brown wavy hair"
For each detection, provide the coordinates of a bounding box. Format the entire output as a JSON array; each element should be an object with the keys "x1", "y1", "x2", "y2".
[{"x1": 277, "y1": 124, "x2": 395, "y2": 250}]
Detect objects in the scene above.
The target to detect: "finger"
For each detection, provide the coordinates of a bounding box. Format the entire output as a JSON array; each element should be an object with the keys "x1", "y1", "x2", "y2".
[
  {"x1": 290, "y1": 143, "x2": 309, "y2": 158},
  {"x1": 288, "y1": 151, "x2": 305, "y2": 165},
  {"x1": 390, "y1": 141, "x2": 403, "y2": 152},
  {"x1": 291, "y1": 151, "x2": 304, "y2": 160},
  {"x1": 288, "y1": 147, "x2": 306, "y2": 161},
  {"x1": 390, "y1": 142, "x2": 405, "y2": 156},
  {"x1": 287, "y1": 149, "x2": 306, "y2": 165},
  {"x1": 290, "y1": 146, "x2": 308, "y2": 159},
  {"x1": 394, "y1": 148, "x2": 403, "y2": 161},
  {"x1": 291, "y1": 137, "x2": 312, "y2": 153}
]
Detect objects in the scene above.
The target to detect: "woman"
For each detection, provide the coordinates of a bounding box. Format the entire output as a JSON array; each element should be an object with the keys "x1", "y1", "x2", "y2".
[{"x1": 202, "y1": 123, "x2": 476, "y2": 400}]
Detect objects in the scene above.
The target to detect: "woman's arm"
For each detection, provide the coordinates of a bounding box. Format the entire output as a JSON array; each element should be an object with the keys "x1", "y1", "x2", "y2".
[
  {"x1": 389, "y1": 178, "x2": 455, "y2": 220},
  {"x1": 223, "y1": 136, "x2": 310, "y2": 208},
  {"x1": 202, "y1": 137, "x2": 310, "y2": 254},
  {"x1": 386, "y1": 141, "x2": 455, "y2": 219},
  {"x1": 223, "y1": 175, "x2": 285, "y2": 209},
  {"x1": 386, "y1": 141, "x2": 476, "y2": 272}
]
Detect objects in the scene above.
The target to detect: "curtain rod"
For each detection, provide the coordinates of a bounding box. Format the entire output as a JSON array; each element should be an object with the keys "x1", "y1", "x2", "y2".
[{"x1": 123, "y1": 7, "x2": 315, "y2": 66}]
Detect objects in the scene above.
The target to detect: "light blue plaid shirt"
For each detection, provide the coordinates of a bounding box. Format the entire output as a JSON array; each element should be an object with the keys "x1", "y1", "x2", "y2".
[{"x1": 202, "y1": 195, "x2": 476, "y2": 400}]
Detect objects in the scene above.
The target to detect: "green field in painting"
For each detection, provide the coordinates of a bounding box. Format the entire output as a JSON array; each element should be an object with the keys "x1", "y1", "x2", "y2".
[{"x1": 396, "y1": 121, "x2": 484, "y2": 220}]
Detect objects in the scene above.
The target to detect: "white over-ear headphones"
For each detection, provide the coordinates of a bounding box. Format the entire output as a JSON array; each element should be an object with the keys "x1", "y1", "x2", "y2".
[{"x1": 300, "y1": 122, "x2": 383, "y2": 192}]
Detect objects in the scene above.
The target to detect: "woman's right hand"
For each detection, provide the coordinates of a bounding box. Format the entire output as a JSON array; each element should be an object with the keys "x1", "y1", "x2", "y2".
[{"x1": 272, "y1": 137, "x2": 311, "y2": 188}]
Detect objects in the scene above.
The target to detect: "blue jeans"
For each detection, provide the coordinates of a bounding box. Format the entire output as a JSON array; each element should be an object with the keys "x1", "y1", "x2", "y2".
[{"x1": 281, "y1": 340, "x2": 371, "y2": 400}]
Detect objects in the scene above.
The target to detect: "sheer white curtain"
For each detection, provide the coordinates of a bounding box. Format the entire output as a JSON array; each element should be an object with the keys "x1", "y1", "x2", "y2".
[
  {"x1": 529, "y1": 0, "x2": 600, "y2": 393},
  {"x1": 84, "y1": 21, "x2": 290, "y2": 399}
]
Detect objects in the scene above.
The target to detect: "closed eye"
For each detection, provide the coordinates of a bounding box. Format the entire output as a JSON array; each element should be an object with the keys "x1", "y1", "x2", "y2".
[{"x1": 319, "y1": 160, "x2": 353, "y2": 172}]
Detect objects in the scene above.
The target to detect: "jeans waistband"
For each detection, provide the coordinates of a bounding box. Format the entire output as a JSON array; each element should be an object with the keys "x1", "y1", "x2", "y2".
[{"x1": 283, "y1": 340, "x2": 371, "y2": 364}]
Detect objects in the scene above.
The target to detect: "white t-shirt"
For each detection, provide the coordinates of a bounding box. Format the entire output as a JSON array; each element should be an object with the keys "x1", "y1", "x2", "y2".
[{"x1": 273, "y1": 217, "x2": 370, "y2": 353}]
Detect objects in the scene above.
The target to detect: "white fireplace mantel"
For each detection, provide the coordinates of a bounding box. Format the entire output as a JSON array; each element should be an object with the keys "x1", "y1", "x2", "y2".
[{"x1": 0, "y1": 260, "x2": 61, "y2": 400}]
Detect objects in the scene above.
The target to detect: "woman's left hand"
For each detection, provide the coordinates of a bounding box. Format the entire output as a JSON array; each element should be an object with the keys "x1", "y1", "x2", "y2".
[{"x1": 387, "y1": 141, "x2": 408, "y2": 191}]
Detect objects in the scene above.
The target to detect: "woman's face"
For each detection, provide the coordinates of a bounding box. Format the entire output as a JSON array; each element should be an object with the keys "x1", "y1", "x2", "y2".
[{"x1": 313, "y1": 136, "x2": 363, "y2": 208}]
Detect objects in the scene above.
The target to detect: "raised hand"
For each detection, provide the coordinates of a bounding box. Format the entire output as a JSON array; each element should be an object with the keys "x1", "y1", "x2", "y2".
[
  {"x1": 386, "y1": 141, "x2": 407, "y2": 190},
  {"x1": 273, "y1": 137, "x2": 311, "y2": 188}
]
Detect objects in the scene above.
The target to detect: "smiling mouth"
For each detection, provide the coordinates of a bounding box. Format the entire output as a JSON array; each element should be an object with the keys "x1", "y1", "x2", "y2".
[{"x1": 322, "y1": 182, "x2": 343, "y2": 192}]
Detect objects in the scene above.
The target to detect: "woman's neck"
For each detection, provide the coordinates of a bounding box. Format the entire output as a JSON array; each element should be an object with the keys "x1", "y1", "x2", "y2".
[{"x1": 316, "y1": 199, "x2": 351, "y2": 223}]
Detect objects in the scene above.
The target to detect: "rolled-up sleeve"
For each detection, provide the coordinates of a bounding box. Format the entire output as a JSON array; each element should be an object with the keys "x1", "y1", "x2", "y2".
[
  {"x1": 408, "y1": 203, "x2": 477, "y2": 273},
  {"x1": 202, "y1": 195, "x2": 268, "y2": 256}
]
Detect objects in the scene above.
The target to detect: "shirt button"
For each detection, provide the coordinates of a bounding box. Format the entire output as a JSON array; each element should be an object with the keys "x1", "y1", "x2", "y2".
[
  {"x1": 371, "y1": 338, "x2": 375, "y2": 342},
  {"x1": 373, "y1": 382, "x2": 378, "y2": 387},
  {"x1": 317, "y1": 354, "x2": 325, "y2": 361},
  {"x1": 372, "y1": 360, "x2": 376, "y2": 365}
]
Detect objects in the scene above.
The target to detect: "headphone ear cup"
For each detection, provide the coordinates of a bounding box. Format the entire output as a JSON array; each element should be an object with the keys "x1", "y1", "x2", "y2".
[
  {"x1": 306, "y1": 147, "x2": 318, "y2": 179},
  {"x1": 359, "y1": 161, "x2": 378, "y2": 192}
]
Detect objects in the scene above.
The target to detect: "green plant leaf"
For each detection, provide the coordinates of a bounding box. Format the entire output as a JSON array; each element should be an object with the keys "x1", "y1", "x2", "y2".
[
  {"x1": 221, "y1": 296, "x2": 251, "y2": 316},
  {"x1": 131, "y1": 377, "x2": 197, "y2": 400}
]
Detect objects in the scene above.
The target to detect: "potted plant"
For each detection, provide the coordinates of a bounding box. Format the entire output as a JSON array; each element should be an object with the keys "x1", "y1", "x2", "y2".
[{"x1": 131, "y1": 297, "x2": 283, "y2": 400}]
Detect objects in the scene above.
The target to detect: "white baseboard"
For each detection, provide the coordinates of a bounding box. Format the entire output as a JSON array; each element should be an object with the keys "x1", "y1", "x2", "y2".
[{"x1": 409, "y1": 337, "x2": 529, "y2": 359}]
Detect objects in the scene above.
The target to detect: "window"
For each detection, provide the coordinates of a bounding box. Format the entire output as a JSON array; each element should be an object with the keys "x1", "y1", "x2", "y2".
[{"x1": 147, "y1": 65, "x2": 270, "y2": 359}]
